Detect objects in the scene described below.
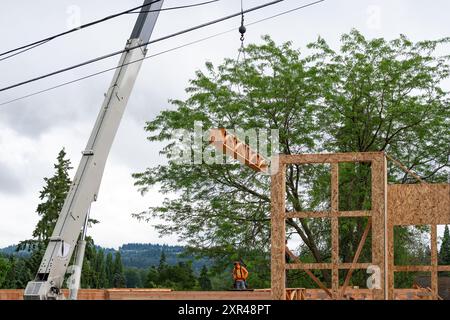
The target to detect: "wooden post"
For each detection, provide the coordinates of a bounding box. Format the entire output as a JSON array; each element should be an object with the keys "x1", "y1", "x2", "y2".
[
  {"x1": 271, "y1": 155, "x2": 286, "y2": 300},
  {"x1": 371, "y1": 153, "x2": 387, "y2": 300},
  {"x1": 387, "y1": 221, "x2": 395, "y2": 300},
  {"x1": 431, "y1": 224, "x2": 438, "y2": 299},
  {"x1": 331, "y1": 163, "x2": 339, "y2": 298}
]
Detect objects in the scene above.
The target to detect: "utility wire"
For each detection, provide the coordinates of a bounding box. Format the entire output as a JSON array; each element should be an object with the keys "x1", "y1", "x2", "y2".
[
  {"x1": 0, "y1": 0, "x2": 285, "y2": 93},
  {"x1": 0, "y1": 0, "x2": 221, "y2": 62},
  {"x1": 246, "y1": 0, "x2": 324, "y2": 25},
  {"x1": 0, "y1": 0, "x2": 162, "y2": 59},
  {"x1": 126, "y1": 0, "x2": 220, "y2": 14},
  {"x1": 0, "y1": 0, "x2": 326, "y2": 106},
  {"x1": 0, "y1": 40, "x2": 52, "y2": 62}
]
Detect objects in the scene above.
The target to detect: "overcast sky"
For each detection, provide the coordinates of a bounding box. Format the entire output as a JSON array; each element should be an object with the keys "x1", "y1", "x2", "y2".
[{"x1": 0, "y1": 0, "x2": 449, "y2": 249}]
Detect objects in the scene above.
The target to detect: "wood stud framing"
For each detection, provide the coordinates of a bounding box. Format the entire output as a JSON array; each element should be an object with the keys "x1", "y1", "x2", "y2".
[
  {"x1": 331, "y1": 163, "x2": 339, "y2": 298},
  {"x1": 271, "y1": 152, "x2": 387, "y2": 300},
  {"x1": 271, "y1": 152, "x2": 449, "y2": 300},
  {"x1": 209, "y1": 128, "x2": 269, "y2": 173}
]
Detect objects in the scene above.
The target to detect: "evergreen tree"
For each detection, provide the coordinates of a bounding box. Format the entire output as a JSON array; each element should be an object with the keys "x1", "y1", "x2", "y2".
[
  {"x1": 439, "y1": 225, "x2": 450, "y2": 274},
  {"x1": 19, "y1": 149, "x2": 72, "y2": 250},
  {"x1": 16, "y1": 148, "x2": 73, "y2": 283},
  {"x1": 105, "y1": 252, "x2": 114, "y2": 287},
  {"x1": 13, "y1": 148, "x2": 100, "y2": 289},
  {"x1": 80, "y1": 237, "x2": 96, "y2": 288},
  {"x1": 0, "y1": 256, "x2": 10, "y2": 288},
  {"x1": 198, "y1": 265, "x2": 212, "y2": 290},
  {"x1": 157, "y1": 251, "x2": 167, "y2": 273},
  {"x1": 112, "y1": 252, "x2": 126, "y2": 288},
  {"x1": 11, "y1": 148, "x2": 102, "y2": 289},
  {"x1": 95, "y1": 249, "x2": 107, "y2": 288},
  {"x1": 3, "y1": 256, "x2": 31, "y2": 289}
]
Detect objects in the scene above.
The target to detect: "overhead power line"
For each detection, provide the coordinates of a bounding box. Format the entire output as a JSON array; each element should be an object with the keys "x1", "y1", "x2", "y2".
[
  {"x1": 126, "y1": 0, "x2": 220, "y2": 14},
  {"x1": 0, "y1": 0, "x2": 221, "y2": 62},
  {"x1": 0, "y1": 0, "x2": 326, "y2": 106},
  {"x1": 0, "y1": 0, "x2": 285, "y2": 93},
  {"x1": 0, "y1": 0, "x2": 162, "y2": 60},
  {"x1": 247, "y1": 0, "x2": 324, "y2": 25}
]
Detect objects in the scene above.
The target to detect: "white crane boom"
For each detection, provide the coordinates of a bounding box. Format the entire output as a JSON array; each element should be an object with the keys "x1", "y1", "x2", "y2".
[{"x1": 24, "y1": 0, "x2": 164, "y2": 300}]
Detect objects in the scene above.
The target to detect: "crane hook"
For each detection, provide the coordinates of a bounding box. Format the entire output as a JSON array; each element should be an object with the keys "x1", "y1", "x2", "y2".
[
  {"x1": 239, "y1": 3, "x2": 246, "y2": 42},
  {"x1": 239, "y1": 24, "x2": 246, "y2": 42}
]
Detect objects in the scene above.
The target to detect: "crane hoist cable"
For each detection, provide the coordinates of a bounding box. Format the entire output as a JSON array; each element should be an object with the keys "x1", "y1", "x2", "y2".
[
  {"x1": 237, "y1": 0, "x2": 247, "y2": 64},
  {"x1": 234, "y1": 0, "x2": 247, "y2": 97}
]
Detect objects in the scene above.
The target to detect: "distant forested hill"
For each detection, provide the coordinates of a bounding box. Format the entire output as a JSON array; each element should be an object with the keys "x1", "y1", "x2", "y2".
[
  {"x1": 0, "y1": 243, "x2": 210, "y2": 273},
  {"x1": 118, "y1": 243, "x2": 210, "y2": 273},
  {"x1": 0, "y1": 245, "x2": 31, "y2": 257}
]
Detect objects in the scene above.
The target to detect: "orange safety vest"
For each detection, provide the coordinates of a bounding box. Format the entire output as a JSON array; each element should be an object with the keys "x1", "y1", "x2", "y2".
[{"x1": 233, "y1": 265, "x2": 248, "y2": 281}]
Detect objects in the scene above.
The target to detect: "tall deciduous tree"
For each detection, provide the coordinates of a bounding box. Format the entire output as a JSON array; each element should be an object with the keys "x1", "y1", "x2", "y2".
[{"x1": 133, "y1": 31, "x2": 450, "y2": 284}]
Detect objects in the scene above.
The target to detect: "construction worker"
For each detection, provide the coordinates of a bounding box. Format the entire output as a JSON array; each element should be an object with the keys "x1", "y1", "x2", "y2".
[{"x1": 232, "y1": 261, "x2": 248, "y2": 290}]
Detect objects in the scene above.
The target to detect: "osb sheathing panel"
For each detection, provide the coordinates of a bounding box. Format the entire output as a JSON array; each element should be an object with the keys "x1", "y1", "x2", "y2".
[
  {"x1": 387, "y1": 183, "x2": 449, "y2": 300},
  {"x1": 388, "y1": 184, "x2": 450, "y2": 225}
]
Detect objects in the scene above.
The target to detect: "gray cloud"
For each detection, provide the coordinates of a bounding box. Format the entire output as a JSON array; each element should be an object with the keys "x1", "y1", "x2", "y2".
[{"x1": 0, "y1": 161, "x2": 23, "y2": 194}]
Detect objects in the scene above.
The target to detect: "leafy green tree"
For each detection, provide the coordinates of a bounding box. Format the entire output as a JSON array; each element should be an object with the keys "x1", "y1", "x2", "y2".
[
  {"x1": 159, "y1": 262, "x2": 197, "y2": 290},
  {"x1": 198, "y1": 265, "x2": 212, "y2": 290},
  {"x1": 125, "y1": 268, "x2": 143, "y2": 288},
  {"x1": 145, "y1": 266, "x2": 159, "y2": 288},
  {"x1": 133, "y1": 31, "x2": 449, "y2": 285}
]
